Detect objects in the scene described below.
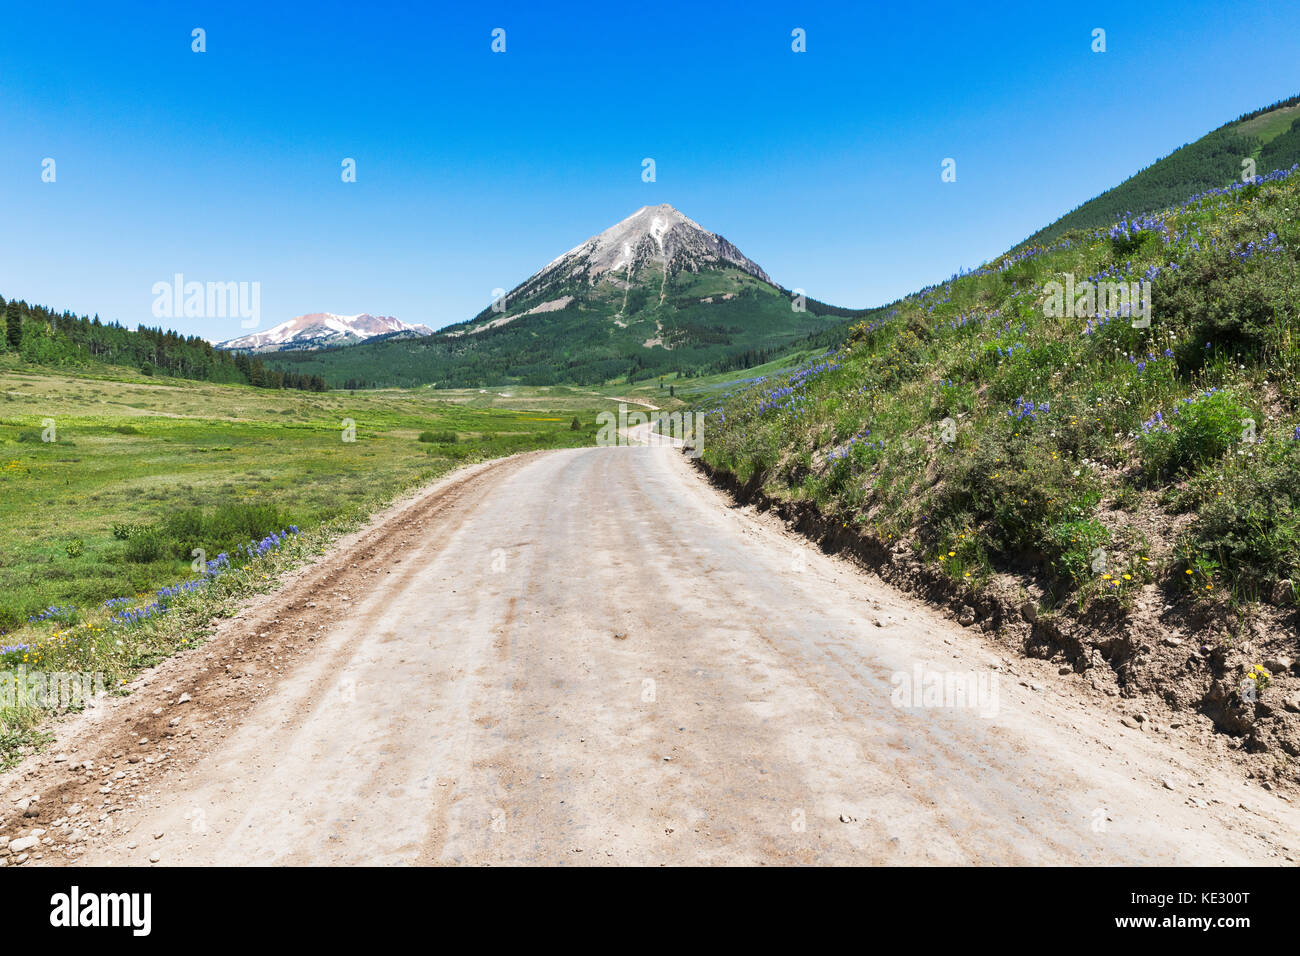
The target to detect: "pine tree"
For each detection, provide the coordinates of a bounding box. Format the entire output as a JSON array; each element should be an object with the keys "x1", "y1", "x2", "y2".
[{"x1": 4, "y1": 302, "x2": 21, "y2": 350}]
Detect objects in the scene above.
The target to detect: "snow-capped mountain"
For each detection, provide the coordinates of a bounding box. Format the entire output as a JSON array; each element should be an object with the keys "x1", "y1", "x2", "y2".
[
  {"x1": 217, "y1": 313, "x2": 433, "y2": 352},
  {"x1": 439, "y1": 203, "x2": 778, "y2": 341},
  {"x1": 511, "y1": 203, "x2": 772, "y2": 303},
  {"x1": 259, "y1": 204, "x2": 843, "y2": 387}
]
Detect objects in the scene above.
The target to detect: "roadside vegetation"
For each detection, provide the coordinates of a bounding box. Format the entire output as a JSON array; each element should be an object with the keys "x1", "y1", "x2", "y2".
[{"x1": 700, "y1": 163, "x2": 1300, "y2": 615}]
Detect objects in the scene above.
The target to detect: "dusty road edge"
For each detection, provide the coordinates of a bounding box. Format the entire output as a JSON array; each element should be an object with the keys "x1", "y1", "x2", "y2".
[
  {"x1": 689, "y1": 453, "x2": 1300, "y2": 795},
  {"x1": 0, "y1": 451, "x2": 546, "y2": 865}
]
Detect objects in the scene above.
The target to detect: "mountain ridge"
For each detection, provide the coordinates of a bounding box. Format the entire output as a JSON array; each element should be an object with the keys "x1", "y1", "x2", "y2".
[
  {"x1": 1022, "y1": 93, "x2": 1300, "y2": 248},
  {"x1": 217, "y1": 312, "x2": 434, "y2": 353},
  {"x1": 268, "y1": 203, "x2": 854, "y2": 387}
]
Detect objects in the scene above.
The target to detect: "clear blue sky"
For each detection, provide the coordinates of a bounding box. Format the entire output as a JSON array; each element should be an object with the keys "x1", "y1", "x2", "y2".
[{"x1": 1, "y1": 0, "x2": 1297, "y2": 340}]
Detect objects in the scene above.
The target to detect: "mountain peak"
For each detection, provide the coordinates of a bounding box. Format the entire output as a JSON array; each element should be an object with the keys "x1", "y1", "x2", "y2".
[
  {"x1": 537, "y1": 203, "x2": 771, "y2": 287},
  {"x1": 275, "y1": 204, "x2": 843, "y2": 386},
  {"x1": 217, "y1": 312, "x2": 433, "y2": 352},
  {"x1": 622, "y1": 202, "x2": 691, "y2": 224},
  {"x1": 431, "y1": 203, "x2": 791, "y2": 350}
]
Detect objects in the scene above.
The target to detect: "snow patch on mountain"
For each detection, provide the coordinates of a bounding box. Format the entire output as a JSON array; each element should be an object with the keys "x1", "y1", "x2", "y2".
[
  {"x1": 449, "y1": 204, "x2": 773, "y2": 335},
  {"x1": 217, "y1": 313, "x2": 433, "y2": 352},
  {"x1": 541, "y1": 204, "x2": 771, "y2": 284}
]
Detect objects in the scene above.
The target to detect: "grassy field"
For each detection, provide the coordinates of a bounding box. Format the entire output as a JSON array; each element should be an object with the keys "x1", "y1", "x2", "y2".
[
  {"x1": 700, "y1": 165, "x2": 1300, "y2": 614},
  {"x1": 0, "y1": 362, "x2": 629, "y2": 759},
  {"x1": 0, "y1": 364, "x2": 622, "y2": 625}
]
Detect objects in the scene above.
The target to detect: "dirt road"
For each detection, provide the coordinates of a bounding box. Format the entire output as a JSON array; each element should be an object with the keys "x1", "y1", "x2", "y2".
[{"x1": 5, "y1": 442, "x2": 1299, "y2": 865}]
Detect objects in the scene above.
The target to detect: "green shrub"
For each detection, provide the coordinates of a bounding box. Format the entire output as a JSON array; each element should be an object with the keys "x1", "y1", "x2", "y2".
[
  {"x1": 1110, "y1": 228, "x2": 1159, "y2": 259},
  {"x1": 159, "y1": 504, "x2": 286, "y2": 558},
  {"x1": 1138, "y1": 389, "x2": 1252, "y2": 476},
  {"x1": 1044, "y1": 518, "x2": 1110, "y2": 585},
  {"x1": 418, "y1": 431, "x2": 457, "y2": 443},
  {"x1": 0, "y1": 599, "x2": 23, "y2": 632},
  {"x1": 1160, "y1": 245, "x2": 1288, "y2": 357},
  {"x1": 928, "y1": 432, "x2": 1101, "y2": 560},
  {"x1": 123, "y1": 528, "x2": 165, "y2": 563},
  {"x1": 118, "y1": 503, "x2": 288, "y2": 564},
  {"x1": 1182, "y1": 435, "x2": 1300, "y2": 597}
]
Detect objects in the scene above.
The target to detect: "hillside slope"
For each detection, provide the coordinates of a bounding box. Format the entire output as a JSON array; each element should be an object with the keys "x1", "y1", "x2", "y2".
[
  {"x1": 0, "y1": 296, "x2": 327, "y2": 391},
  {"x1": 1023, "y1": 94, "x2": 1300, "y2": 247}
]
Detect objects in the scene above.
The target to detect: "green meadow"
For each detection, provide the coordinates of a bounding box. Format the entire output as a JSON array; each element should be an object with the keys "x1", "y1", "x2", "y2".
[{"x1": 0, "y1": 362, "x2": 628, "y2": 749}]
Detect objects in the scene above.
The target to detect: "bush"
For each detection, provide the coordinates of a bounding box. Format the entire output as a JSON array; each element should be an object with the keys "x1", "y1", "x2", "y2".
[
  {"x1": 1159, "y1": 246, "x2": 1287, "y2": 357},
  {"x1": 120, "y1": 504, "x2": 288, "y2": 564},
  {"x1": 111, "y1": 522, "x2": 141, "y2": 540},
  {"x1": 1138, "y1": 389, "x2": 1252, "y2": 477},
  {"x1": 1044, "y1": 518, "x2": 1110, "y2": 585},
  {"x1": 418, "y1": 431, "x2": 458, "y2": 443},
  {"x1": 1183, "y1": 435, "x2": 1300, "y2": 597},
  {"x1": 160, "y1": 504, "x2": 286, "y2": 558},
  {"x1": 124, "y1": 528, "x2": 165, "y2": 563},
  {"x1": 1110, "y1": 228, "x2": 1159, "y2": 259},
  {"x1": 0, "y1": 602, "x2": 22, "y2": 632},
  {"x1": 929, "y1": 431, "x2": 1101, "y2": 561},
  {"x1": 65, "y1": 539, "x2": 84, "y2": 558}
]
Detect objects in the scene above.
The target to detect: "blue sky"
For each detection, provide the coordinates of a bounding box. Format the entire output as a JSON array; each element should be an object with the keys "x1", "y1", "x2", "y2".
[{"x1": 1, "y1": 0, "x2": 1297, "y2": 340}]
